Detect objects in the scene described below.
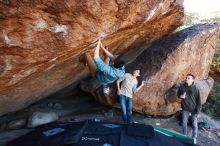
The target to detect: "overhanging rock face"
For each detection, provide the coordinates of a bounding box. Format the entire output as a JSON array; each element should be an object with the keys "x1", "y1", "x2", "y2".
[
  {"x1": 84, "y1": 23, "x2": 220, "y2": 116},
  {"x1": 0, "y1": 0, "x2": 184, "y2": 116}
]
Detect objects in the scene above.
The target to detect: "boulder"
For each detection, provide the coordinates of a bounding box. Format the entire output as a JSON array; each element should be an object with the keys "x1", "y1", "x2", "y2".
[
  {"x1": 7, "y1": 119, "x2": 26, "y2": 130},
  {"x1": 0, "y1": 0, "x2": 184, "y2": 116},
  {"x1": 129, "y1": 23, "x2": 220, "y2": 116},
  {"x1": 81, "y1": 23, "x2": 220, "y2": 116},
  {"x1": 27, "y1": 112, "x2": 59, "y2": 128}
]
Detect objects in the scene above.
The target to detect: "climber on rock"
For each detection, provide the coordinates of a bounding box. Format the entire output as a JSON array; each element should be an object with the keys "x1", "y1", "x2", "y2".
[{"x1": 84, "y1": 39, "x2": 125, "y2": 86}]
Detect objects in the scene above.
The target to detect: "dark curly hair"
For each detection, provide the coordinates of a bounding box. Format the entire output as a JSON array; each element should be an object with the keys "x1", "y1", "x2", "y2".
[{"x1": 113, "y1": 57, "x2": 125, "y2": 69}]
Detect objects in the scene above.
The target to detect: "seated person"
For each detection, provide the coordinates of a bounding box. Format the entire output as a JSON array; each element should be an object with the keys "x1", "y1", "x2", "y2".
[{"x1": 85, "y1": 40, "x2": 125, "y2": 85}]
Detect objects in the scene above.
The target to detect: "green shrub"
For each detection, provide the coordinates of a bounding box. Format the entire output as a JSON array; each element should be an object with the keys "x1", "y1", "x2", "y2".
[
  {"x1": 203, "y1": 81, "x2": 220, "y2": 118},
  {"x1": 210, "y1": 40, "x2": 220, "y2": 73}
]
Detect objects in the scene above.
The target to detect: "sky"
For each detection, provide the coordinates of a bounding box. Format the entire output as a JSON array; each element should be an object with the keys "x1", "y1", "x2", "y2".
[{"x1": 184, "y1": 0, "x2": 220, "y2": 19}]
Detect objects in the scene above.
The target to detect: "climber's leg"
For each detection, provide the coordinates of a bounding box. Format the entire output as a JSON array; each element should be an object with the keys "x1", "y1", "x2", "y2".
[{"x1": 85, "y1": 52, "x2": 97, "y2": 78}]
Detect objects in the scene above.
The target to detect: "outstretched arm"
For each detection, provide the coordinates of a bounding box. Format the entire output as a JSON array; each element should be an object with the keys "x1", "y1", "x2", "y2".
[
  {"x1": 100, "y1": 42, "x2": 114, "y2": 59},
  {"x1": 94, "y1": 39, "x2": 101, "y2": 59},
  {"x1": 134, "y1": 81, "x2": 145, "y2": 93}
]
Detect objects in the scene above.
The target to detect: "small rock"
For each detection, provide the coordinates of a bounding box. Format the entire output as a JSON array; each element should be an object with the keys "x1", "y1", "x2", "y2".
[
  {"x1": 156, "y1": 122, "x2": 160, "y2": 126},
  {"x1": 103, "y1": 110, "x2": 114, "y2": 118},
  {"x1": 27, "y1": 112, "x2": 59, "y2": 128},
  {"x1": 47, "y1": 103, "x2": 53, "y2": 108},
  {"x1": 94, "y1": 118, "x2": 101, "y2": 122},
  {"x1": 53, "y1": 103, "x2": 62, "y2": 109},
  {"x1": 7, "y1": 119, "x2": 26, "y2": 130}
]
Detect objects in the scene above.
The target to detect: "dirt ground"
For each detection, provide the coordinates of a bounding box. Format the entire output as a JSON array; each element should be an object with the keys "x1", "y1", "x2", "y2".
[{"x1": 0, "y1": 89, "x2": 219, "y2": 146}]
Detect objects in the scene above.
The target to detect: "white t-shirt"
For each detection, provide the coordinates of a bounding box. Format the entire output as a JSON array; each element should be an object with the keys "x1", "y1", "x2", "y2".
[{"x1": 118, "y1": 73, "x2": 138, "y2": 98}]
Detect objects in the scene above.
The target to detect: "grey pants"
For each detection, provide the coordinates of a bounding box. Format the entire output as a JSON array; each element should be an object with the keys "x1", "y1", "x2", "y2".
[{"x1": 182, "y1": 110, "x2": 198, "y2": 138}]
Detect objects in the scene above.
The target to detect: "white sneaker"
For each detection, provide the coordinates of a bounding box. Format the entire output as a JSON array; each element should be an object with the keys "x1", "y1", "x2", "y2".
[
  {"x1": 193, "y1": 138, "x2": 197, "y2": 144},
  {"x1": 103, "y1": 86, "x2": 110, "y2": 94}
]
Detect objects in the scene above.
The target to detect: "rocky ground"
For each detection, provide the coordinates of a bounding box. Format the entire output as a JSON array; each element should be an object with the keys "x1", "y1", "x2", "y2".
[{"x1": 0, "y1": 87, "x2": 219, "y2": 146}]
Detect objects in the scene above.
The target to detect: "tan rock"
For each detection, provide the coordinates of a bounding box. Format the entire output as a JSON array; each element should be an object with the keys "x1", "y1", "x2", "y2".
[
  {"x1": 129, "y1": 23, "x2": 220, "y2": 116},
  {"x1": 0, "y1": 0, "x2": 184, "y2": 116}
]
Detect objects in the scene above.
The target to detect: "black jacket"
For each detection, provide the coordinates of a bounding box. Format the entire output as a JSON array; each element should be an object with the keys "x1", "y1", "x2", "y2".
[{"x1": 179, "y1": 82, "x2": 201, "y2": 114}]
